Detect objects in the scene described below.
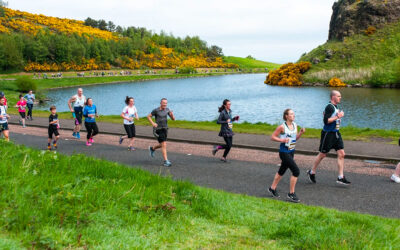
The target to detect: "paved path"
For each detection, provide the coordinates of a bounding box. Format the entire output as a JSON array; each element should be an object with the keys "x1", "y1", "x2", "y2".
[
  {"x1": 8, "y1": 116, "x2": 400, "y2": 161},
  {"x1": 9, "y1": 129, "x2": 400, "y2": 218}
]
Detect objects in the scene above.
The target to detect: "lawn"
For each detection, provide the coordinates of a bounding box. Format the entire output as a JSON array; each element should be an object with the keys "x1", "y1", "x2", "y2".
[
  {"x1": 223, "y1": 56, "x2": 281, "y2": 69},
  {"x1": 0, "y1": 141, "x2": 398, "y2": 248}
]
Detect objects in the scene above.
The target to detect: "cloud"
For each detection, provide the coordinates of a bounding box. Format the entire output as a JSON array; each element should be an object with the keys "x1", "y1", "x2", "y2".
[{"x1": 9, "y1": 0, "x2": 336, "y2": 63}]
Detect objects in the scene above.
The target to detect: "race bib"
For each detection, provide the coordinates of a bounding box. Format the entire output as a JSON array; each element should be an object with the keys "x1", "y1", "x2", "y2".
[
  {"x1": 285, "y1": 138, "x2": 297, "y2": 150},
  {"x1": 336, "y1": 119, "x2": 341, "y2": 130},
  {"x1": 228, "y1": 122, "x2": 233, "y2": 129}
]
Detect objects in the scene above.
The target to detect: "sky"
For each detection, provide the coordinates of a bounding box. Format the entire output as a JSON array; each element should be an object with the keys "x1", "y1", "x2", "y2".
[{"x1": 9, "y1": 0, "x2": 336, "y2": 63}]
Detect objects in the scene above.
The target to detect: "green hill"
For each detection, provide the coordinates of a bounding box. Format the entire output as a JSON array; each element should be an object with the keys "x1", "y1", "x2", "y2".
[
  {"x1": 223, "y1": 56, "x2": 281, "y2": 69},
  {"x1": 299, "y1": 20, "x2": 400, "y2": 86}
]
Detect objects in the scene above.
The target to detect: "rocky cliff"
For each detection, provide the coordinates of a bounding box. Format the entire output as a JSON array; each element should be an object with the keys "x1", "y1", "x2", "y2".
[{"x1": 328, "y1": 0, "x2": 400, "y2": 40}]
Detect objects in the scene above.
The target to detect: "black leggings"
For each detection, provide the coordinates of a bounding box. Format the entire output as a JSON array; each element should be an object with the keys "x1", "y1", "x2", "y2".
[
  {"x1": 220, "y1": 136, "x2": 233, "y2": 158},
  {"x1": 278, "y1": 152, "x2": 300, "y2": 177},
  {"x1": 27, "y1": 103, "x2": 33, "y2": 117},
  {"x1": 85, "y1": 122, "x2": 99, "y2": 140}
]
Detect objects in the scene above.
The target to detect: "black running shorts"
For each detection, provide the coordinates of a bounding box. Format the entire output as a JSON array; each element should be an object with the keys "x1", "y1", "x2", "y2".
[
  {"x1": 74, "y1": 106, "x2": 83, "y2": 125},
  {"x1": 48, "y1": 126, "x2": 59, "y2": 139},
  {"x1": 0, "y1": 123, "x2": 8, "y2": 131},
  {"x1": 155, "y1": 128, "x2": 168, "y2": 143},
  {"x1": 319, "y1": 130, "x2": 344, "y2": 153},
  {"x1": 124, "y1": 124, "x2": 136, "y2": 138},
  {"x1": 19, "y1": 111, "x2": 26, "y2": 119}
]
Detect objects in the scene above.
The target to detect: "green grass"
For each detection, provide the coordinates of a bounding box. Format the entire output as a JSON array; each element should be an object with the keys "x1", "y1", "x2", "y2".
[
  {"x1": 0, "y1": 141, "x2": 399, "y2": 248},
  {"x1": 299, "y1": 20, "x2": 400, "y2": 85},
  {"x1": 223, "y1": 56, "x2": 281, "y2": 69}
]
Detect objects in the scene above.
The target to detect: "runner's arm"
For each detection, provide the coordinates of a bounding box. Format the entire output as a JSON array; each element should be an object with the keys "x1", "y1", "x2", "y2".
[
  {"x1": 147, "y1": 113, "x2": 157, "y2": 127},
  {"x1": 135, "y1": 111, "x2": 139, "y2": 120},
  {"x1": 271, "y1": 125, "x2": 287, "y2": 143},
  {"x1": 168, "y1": 110, "x2": 175, "y2": 121},
  {"x1": 324, "y1": 105, "x2": 338, "y2": 124},
  {"x1": 217, "y1": 112, "x2": 228, "y2": 124},
  {"x1": 296, "y1": 126, "x2": 306, "y2": 140},
  {"x1": 67, "y1": 97, "x2": 74, "y2": 112}
]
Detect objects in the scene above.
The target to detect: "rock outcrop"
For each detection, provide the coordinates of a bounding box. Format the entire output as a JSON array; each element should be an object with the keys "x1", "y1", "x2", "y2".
[{"x1": 328, "y1": 0, "x2": 400, "y2": 41}]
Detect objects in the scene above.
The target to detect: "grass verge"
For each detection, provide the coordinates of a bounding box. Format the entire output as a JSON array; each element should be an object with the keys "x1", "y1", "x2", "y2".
[
  {"x1": 223, "y1": 56, "x2": 281, "y2": 69},
  {"x1": 0, "y1": 141, "x2": 399, "y2": 248}
]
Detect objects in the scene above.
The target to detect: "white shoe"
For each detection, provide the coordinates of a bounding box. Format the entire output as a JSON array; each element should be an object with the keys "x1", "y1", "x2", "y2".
[{"x1": 391, "y1": 174, "x2": 400, "y2": 183}]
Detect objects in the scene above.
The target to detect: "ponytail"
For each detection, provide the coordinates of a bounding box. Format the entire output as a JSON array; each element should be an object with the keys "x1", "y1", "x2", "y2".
[
  {"x1": 125, "y1": 96, "x2": 133, "y2": 105},
  {"x1": 218, "y1": 99, "x2": 230, "y2": 113}
]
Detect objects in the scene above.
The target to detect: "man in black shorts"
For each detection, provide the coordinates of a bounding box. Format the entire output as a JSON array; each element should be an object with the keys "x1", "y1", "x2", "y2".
[
  {"x1": 147, "y1": 98, "x2": 175, "y2": 167},
  {"x1": 307, "y1": 90, "x2": 351, "y2": 185}
]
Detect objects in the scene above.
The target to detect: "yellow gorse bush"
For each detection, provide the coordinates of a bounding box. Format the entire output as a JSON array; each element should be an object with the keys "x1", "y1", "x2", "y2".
[
  {"x1": 328, "y1": 77, "x2": 347, "y2": 87},
  {"x1": 264, "y1": 62, "x2": 311, "y2": 86},
  {"x1": 1, "y1": 7, "x2": 118, "y2": 40}
]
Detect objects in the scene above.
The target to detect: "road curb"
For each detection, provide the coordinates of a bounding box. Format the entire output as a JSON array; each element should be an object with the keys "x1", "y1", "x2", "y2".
[{"x1": 9, "y1": 121, "x2": 400, "y2": 162}]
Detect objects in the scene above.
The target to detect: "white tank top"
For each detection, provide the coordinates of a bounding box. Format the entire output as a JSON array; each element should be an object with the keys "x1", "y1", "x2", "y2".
[
  {"x1": 280, "y1": 122, "x2": 297, "y2": 151},
  {"x1": 73, "y1": 95, "x2": 86, "y2": 107}
]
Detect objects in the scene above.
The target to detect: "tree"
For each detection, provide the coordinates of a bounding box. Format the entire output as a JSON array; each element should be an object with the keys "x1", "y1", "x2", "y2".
[
  {"x1": 84, "y1": 17, "x2": 98, "y2": 28},
  {"x1": 97, "y1": 20, "x2": 107, "y2": 31},
  {"x1": 107, "y1": 21, "x2": 116, "y2": 32}
]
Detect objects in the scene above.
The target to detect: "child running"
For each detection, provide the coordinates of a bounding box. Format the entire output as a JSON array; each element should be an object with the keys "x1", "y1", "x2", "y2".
[
  {"x1": 268, "y1": 109, "x2": 305, "y2": 203},
  {"x1": 0, "y1": 97, "x2": 10, "y2": 142},
  {"x1": 212, "y1": 99, "x2": 239, "y2": 162},
  {"x1": 83, "y1": 98, "x2": 99, "y2": 146},
  {"x1": 119, "y1": 96, "x2": 139, "y2": 151},
  {"x1": 15, "y1": 94, "x2": 27, "y2": 128},
  {"x1": 48, "y1": 105, "x2": 60, "y2": 150}
]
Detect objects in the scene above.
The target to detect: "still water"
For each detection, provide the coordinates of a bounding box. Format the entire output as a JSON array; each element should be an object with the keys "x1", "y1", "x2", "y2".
[{"x1": 40, "y1": 74, "x2": 400, "y2": 130}]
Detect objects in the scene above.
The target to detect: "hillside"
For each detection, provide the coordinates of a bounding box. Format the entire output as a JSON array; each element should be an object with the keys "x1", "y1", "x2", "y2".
[
  {"x1": 223, "y1": 56, "x2": 280, "y2": 69},
  {"x1": 298, "y1": 0, "x2": 400, "y2": 85},
  {"x1": 0, "y1": 7, "x2": 238, "y2": 71}
]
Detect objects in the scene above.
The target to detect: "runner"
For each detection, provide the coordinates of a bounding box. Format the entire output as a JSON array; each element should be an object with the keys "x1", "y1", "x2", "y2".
[
  {"x1": 67, "y1": 88, "x2": 86, "y2": 139},
  {"x1": 307, "y1": 90, "x2": 351, "y2": 185},
  {"x1": 83, "y1": 98, "x2": 99, "y2": 146},
  {"x1": 0, "y1": 92, "x2": 8, "y2": 108},
  {"x1": 15, "y1": 94, "x2": 27, "y2": 128},
  {"x1": 391, "y1": 139, "x2": 400, "y2": 183},
  {"x1": 268, "y1": 109, "x2": 305, "y2": 203},
  {"x1": 24, "y1": 90, "x2": 35, "y2": 120},
  {"x1": 48, "y1": 105, "x2": 60, "y2": 151},
  {"x1": 147, "y1": 98, "x2": 175, "y2": 167},
  {"x1": 119, "y1": 96, "x2": 139, "y2": 151},
  {"x1": 0, "y1": 97, "x2": 10, "y2": 142},
  {"x1": 212, "y1": 99, "x2": 239, "y2": 162}
]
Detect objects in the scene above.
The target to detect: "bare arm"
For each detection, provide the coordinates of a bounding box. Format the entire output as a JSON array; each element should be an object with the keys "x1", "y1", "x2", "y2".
[
  {"x1": 147, "y1": 113, "x2": 157, "y2": 127},
  {"x1": 67, "y1": 97, "x2": 75, "y2": 112},
  {"x1": 271, "y1": 125, "x2": 287, "y2": 143},
  {"x1": 135, "y1": 112, "x2": 139, "y2": 120},
  {"x1": 168, "y1": 111, "x2": 175, "y2": 121},
  {"x1": 296, "y1": 127, "x2": 306, "y2": 140}
]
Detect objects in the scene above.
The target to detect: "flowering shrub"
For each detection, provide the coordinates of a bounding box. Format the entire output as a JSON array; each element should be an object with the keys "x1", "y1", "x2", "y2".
[
  {"x1": 264, "y1": 62, "x2": 311, "y2": 86},
  {"x1": 365, "y1": 26, "x2": 377, "y2": 36},
  {"x1": 328, "y1": 77, "x2": 347, "y2": 87},
  {"x1": 24, "y1": 59, "x2": 111, "y2": 72}
]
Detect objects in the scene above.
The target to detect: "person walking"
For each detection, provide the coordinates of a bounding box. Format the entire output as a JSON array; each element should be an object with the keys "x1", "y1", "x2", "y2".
[
  {"x1": 68, "y1": 88, "x2": 86, "y2": 139},
  {"x1": 119, "y1": 96, "x2": 139, "y2": 151},
  {"x1": 307, "y1": 90, "x2": 351, "y2": 185},
  {"x1": 268, "y1": 109, "x2": 305, "y2": 203},
  {"x1": 15, "y1": 94, "x2": 27, "y2": 128},
  {"x1": 24, "y1": 90, "x2": 35, "y2": 120},
  {"x1": 48, "y1": 105, "x2": 60, "y2": 151},
  {"x1": 83, "y1": 98, "x2": 99, "y2": 146},
  {"x1": 147, "y1": 98, "x2": 175, "y2": 167},
  {"x1": 212, "y1": 99, "x2": 239, "y2": 162}
]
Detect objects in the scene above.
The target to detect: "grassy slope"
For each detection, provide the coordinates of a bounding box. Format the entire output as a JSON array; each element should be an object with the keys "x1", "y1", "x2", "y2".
[
  {"x1": 0, "y1": 141, "x2": 399, "y2": 248},
  {"x1": 223, "y1": 56, "x2": 281, "y2": 69},
  {"x1": 299, "y1": 20, "x2": 400, "y2": 84}
]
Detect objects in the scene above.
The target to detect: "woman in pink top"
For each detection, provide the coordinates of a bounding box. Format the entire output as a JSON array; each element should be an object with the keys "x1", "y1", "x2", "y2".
[{"x1": 15, "y1": 94, "x2": 27, "y2": 128}]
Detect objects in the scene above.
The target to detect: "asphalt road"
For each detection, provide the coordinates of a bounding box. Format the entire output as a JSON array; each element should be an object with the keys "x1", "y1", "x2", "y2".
[{"x1": 9, "y1": 132, "x2": 400, "y2": 218}]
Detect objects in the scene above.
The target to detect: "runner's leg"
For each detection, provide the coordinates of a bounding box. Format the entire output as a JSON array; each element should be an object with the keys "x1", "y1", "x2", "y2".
[
  {"x1": 161, "y1": 141, "x2": 168, "y2": 161},
  {"x1": 337, "y1": 149, "x2": 345, "y2": 177},
  {"x1": 312, "y1": 152, "x2": 326, "y2": 173},
  {"x1": 222, "y1": 136, "x2": 232, "y2": 158}
]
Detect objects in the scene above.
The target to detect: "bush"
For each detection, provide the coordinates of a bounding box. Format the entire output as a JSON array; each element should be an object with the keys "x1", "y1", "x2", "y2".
[
  {"x1": 15, "y1": 76, "x2": 37, "y2": 92},
  {"x1": 264, "y1": 62, "x2": 311, "y2": 86},
  {"x1": 364, "y1": 26, "x2": 377, "y2": 36},
  {"x1": 328, "y1": 77, "x2": 347, "y2": 87},
  {"x1": 178, "y1": 66, "x2": 197, "y2": 74}
]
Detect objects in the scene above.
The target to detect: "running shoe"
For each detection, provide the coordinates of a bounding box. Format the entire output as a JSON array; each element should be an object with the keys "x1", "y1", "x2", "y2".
[
  {"x1": 53, "y1": 143, "x2": 57, "y2": 150},
  {"x1": 77, "y1": 132, "x2": 81, "y2": 139},
  {"x1": 23, "y1": 125, "x2": 26, "y2": 128},
  {"x1": 390, "y1": 174, "x2": 400, "y2": 183},
  {"x1": 86, "y1": 141, "x2": 92, "y2": 146},
  {"x1": 47, "y1": 145, "x2": 51, "y2": 151},
  {"x1": 149, "y1": 146, "x2": 155, "y2": 157},
  {"x1": 336, "y1": 176, "x2": 351, "y2": 185},
  {"x1": 89, "y1": 138, "x2": 94, "y2": 143},
  {"x1": 163, "y1": 160, "x2": 172, "y2": 167},
  {"x1": 287, "y1": 193, "x2": 300, "y2": 203},
  {"x1": 268, "y1": 187, "x2": 280, "y2": 198},
  {"x1": 72, "y1": 132, "x2": 76, "y2": 137},
  {"x1": 212, "y1": 145, "x2": 218, "y2": 156},
  {"x1": 119, "y1": 136, "x2": 124, "y2": 144},
  {"x1": 128, "y1": 147, "x2": 136, "y2": 151},
  {"x1": 220, "y1": 157, "x2": 227, "y2": 162},
  {"x1": 306, "y1": 170, "x2": 316, "y2": 183}
]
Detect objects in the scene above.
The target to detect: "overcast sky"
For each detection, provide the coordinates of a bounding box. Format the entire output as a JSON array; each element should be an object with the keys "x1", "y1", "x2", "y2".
[{"x1": 9, "y1": 0, "x2": 336, "y2": 63}]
